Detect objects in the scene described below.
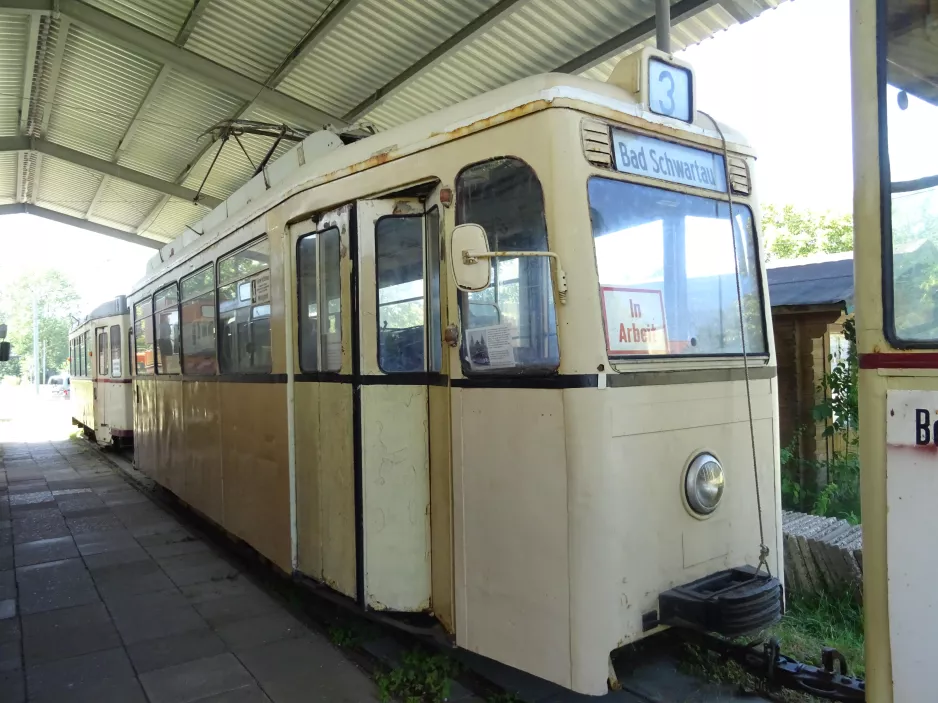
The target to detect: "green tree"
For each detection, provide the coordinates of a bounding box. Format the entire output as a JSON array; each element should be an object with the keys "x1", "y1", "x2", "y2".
[
  {"x1": 762, "y1": 204, "x2": 854, "y2": 260},
  {"x1": 0, "y1": 269, "x2": 81, "y2": 381}
]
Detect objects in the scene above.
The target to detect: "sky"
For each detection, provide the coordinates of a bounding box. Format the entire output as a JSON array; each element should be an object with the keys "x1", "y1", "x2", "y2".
[{"x1": 1, "y1": 0, "x2": 860, "y2": 313}]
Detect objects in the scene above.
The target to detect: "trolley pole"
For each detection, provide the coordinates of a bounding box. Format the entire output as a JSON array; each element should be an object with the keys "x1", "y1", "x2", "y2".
[
  {"x1": 655, "y1": 0, "x2": 671, "y2": 53},
  {"x1": 33, "y1": 295, "x2": 39, "y2": 394}
]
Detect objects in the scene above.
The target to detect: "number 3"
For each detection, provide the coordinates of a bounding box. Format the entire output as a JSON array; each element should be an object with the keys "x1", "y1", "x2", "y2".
[{"x1": 658, "y1": 70, "x2": 675, "y2": 115}]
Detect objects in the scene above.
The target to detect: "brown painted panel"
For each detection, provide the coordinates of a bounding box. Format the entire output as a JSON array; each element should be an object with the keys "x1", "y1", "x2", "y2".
[
  {"x1": 429, "y1": 384, "x2": 454, "y2": 632},
  {"x1": 319, "y1": 382, "x2": 356, "y2": 598},
  {"x1": 184, "y1": 381, "x2": 224, "y2": 524},
  {"x1": 294, "y1": 381, "x2": 322, "y2": 578},
  {"x1": 219, "y1": 382, "x2": 291, "y2": 571},
  {"x1": 133, "y1": 380, "x2": 157, "y2": 480},
  {"x1": 163, "y1": 381, "x2": 186, "y2": 497}
]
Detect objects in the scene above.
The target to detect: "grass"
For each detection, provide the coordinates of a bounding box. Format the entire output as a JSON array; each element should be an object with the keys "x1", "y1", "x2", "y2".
[
  {"x1": 679, "y1": 591, "x2": 865, "y2": 702},
  {"x1": 374, "y1": 649, "x2": 461, "y2": 703}
]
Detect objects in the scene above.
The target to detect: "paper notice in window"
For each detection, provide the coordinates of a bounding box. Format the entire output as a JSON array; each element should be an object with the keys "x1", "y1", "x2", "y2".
[
  {"x1": 466, "y1": 324, "x2": 516, "y2": 369},
  {"x1": 600, "y1": 286, "x2": 668, "y2": 355},
  {"x1": 254, "y1": 272, "x2": 270, "y2": 304}
]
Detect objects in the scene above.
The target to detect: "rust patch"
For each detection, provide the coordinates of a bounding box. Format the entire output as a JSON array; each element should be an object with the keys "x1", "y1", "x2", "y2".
[{"x1": 430, "y1": 99, "x2": 551, "y2": 142}]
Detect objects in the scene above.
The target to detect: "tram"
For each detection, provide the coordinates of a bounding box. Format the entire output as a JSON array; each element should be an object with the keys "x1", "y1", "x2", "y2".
[
  {"x1": 852, "y1": 0, "x2": 938, "y2": 700},
  {"x1": 68, "y1": 296, "x2": 133, "y2": 447},
  {"x1": 127, "y1": 49, "x2": 782, "y2": 694}
]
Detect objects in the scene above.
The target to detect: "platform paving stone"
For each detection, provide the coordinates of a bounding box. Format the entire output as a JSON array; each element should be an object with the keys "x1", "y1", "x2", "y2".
[{"x1": 0, "y1": 437, "x2": 380, "y2": 702}]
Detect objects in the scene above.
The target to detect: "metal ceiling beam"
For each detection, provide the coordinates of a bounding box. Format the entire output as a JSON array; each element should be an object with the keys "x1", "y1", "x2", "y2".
[
  {"x1": 553, "y1": 0, "x2": 717, "y2": 74},
  {"x1": 267, "y1": 0, "x2": 365, "y2": 88},
  {"x1": 174, "y1": 0, "x2": 212, "y2": 46},
  {"x1": 38, "y1": 16, "x2": 70, "y2": 137},
  {"x1": 0, "y1": 136, "x2": 223, "y2": 207},
  {"x1": 341, "y1": 0, "x2": 536, "y2": 124},
  {"x1": 19, "y1": 13, "x2": 40, "y2": 135},
  {"x1": 0, "y1": 0, "x2": 345, "y2": 128},
  {"x1": 0, "y1": 203, "x2": 164, "y2": 249}
]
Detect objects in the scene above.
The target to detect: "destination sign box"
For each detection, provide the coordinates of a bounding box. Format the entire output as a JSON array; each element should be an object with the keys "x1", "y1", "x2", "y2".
[{"x1": 611, "y1": 130, "x2": 726, "y2": 193}]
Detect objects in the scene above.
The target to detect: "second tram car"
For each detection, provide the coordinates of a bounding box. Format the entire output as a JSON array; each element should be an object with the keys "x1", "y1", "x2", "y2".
[
  {"x1": 127, "y1": 50, "x2": 782, "y2": 695},
  {"x1": 68, "y1": 296, "x2": 133, "y2": 447}
]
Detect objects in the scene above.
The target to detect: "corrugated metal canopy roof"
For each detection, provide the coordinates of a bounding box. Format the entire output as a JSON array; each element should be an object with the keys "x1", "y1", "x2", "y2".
[{"x1": 0, "y1": 0, "x2": 783, "y2": 249}]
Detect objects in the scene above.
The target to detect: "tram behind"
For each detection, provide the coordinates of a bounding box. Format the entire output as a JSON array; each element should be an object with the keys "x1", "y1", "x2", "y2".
[
  {"x1": 68, "y1": 296, "x2": 133, "y2": 447},
  {"x1": 852, "y1": 1, "x2": 938, "y2": 700},
  {"x1": 128, "y1": 49, "x2": 781, "y2": 694}
]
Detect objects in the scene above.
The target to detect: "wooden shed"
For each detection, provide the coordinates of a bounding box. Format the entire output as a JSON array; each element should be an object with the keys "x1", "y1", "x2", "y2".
[{"x1": 767, "y1": 253, "x2": 853, "y2": 472}]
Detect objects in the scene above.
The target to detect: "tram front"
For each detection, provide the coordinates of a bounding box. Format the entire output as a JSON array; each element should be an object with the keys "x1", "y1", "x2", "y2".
[{"x1": 446, "y1": 49, "x2": 782, "y2": 694}]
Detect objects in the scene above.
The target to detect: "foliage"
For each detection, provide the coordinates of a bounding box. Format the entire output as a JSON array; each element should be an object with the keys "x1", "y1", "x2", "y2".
[
  {"x1": 487, "y1": 694, "x2": 523, "y2": 703},
  {"x1": 0, "y1": 269, "x2": 80, "y2": 381},
  {"x1": 780, "y1": 318, "x2": 860, "y2": 523},
  {"x1": 375, "y1": 650, "x2": 461, "y2": 703},
  {"x1": 762, "y1": 204, "x2": 853, "y2": 260}
]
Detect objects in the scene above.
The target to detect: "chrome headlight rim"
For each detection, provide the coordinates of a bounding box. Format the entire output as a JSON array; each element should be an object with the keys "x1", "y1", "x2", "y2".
[{"x1": 683, "y1": 451, "x2": 725, "y2": 519}]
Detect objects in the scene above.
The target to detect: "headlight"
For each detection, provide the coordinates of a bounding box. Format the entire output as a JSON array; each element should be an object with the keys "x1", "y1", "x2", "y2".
[{"x1": 685, "y1": 453, "x2": 725, "y2": 515}]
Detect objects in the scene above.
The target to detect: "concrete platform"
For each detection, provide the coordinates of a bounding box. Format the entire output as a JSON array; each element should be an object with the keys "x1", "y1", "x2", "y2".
[{"x1": 0, "y1": 438, "x2": 380, "y2": 703}]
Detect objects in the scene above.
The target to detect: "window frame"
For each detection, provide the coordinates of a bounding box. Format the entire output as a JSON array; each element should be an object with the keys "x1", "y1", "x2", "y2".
[
  {"x1": 876, "y1": 0, "x2": 938, "y2": 348},
  {"x1": 110, "y1": 324, "x2": 121, "y2": 378},
  {"x1": 153, "y1": 282, "x2": 182, "y2": 375},
  {"x1": 374, "y1": 213, "x2": 428, "y2": 375},
  {"x1": 216, "y1": 236, "x2": 272, "y2": 375},
  {"x1": 586, "y1": 172, "x2": 769, "y2": 361},
  {"x1": 97, "y1": 327, "x2": 108, "y2": 377},
  {"x1": 296, "y1": 225, "x2": 343, "y2": 374},
  {"x1": 455, "y1": 156, "x2": 561, "y2": 376},
  {"x1": 180, "y1": 265, "x2": 218, "y2": 376},
  {"x1": 133, "y1": 299, "x2": 154, "y2": 376}
]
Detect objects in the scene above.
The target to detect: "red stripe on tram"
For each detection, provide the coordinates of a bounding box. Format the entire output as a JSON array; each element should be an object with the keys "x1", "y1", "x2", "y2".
[{"x1": 859, "y1": 353, "x2": 938, "y2": 370}]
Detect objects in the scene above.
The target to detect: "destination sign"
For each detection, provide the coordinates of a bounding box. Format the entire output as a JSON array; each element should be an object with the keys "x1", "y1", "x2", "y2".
[{"x1": 611, "y1": 130, "x2": 726, "y2": 193}]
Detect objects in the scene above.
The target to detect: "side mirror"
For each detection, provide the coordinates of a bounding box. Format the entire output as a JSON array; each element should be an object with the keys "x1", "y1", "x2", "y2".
[
  {"x1": 450, "y1": 223, "x2": 491, "y2": 292},
  {"x1": 0, "y1": 342, "x2": 10, "y2": 362}
]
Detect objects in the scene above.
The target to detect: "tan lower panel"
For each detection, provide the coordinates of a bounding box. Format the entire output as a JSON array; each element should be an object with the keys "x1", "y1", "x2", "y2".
[
  {"x1": 294, "y1": 381, "x2": 322, "y2": 578},
  {"x1": 183, "y1": 381, "x2": 223, "y2": 524},
  {"x1": 319, "y1": 382, "x2": 356, "y2": 598},
  {"x1": 429, "y1": 384, "x2": 454, "y2": 632},
  {"x1": 219, "y1": 382, "x2": 291, "y2": 571},
  {"x1": 133, "y1": 381, "x2": 156, "y2": 480},
  {"x1": 163, "y1": 381, "x2": 185, "y2": 498}
]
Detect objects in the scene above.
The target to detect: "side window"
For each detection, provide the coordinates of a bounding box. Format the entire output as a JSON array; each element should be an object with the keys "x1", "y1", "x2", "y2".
[
  {"x1": 218, "y1": 238, "x2": 271, "y2": 374},
  {"x1": 154, "y1": 285, "x2": 181, "y2": 375},
  {"x1": 97, "y1": 330, "x2": 108, "y2": 376},
  {"x1": 376, "y1": 216, "x2": 425, "y2": 373},
  {"x1": 84, "y1": 331, "x2": 92, "y2": 377},
  {"x1": 69, "y1": 340, "x2": 74, "y2": 376},
  {"x1": 77, "y1": 336, "x2": 83, "y2": 376},
  {"x1": 297, "y1": 227, "x2": 343, "y2": 373},
  {"x1": 456, "y1": 158, "x2": 559, "y2": 374},
  {"x1": 110, "y1": 325, "x2": 121, "y2": 378},
  {"x1": 134, "y1": 300, "x2": 154, "y2": 375},
  {"x1": 181, "y1": 267, "x2": 218, "y2": 375}
]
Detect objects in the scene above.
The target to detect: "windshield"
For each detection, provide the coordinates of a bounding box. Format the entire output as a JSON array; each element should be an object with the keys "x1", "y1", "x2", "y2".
[{"x1": 588, "y1": 177, "x2": 766, "y2": 358}]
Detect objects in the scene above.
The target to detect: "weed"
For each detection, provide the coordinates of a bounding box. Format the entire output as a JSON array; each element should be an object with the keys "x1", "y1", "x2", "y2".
[
  {"x1": 375, "y1": 649, "x2": 461, "y2": 703},
  {"x1": 329, "y1": 625, "x2": 361, "y2": 648}
]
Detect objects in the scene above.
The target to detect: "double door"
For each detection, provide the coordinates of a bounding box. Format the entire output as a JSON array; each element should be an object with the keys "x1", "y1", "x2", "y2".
[{"x1": 293, "y1": 189, "x2": 449, "y2": 615}]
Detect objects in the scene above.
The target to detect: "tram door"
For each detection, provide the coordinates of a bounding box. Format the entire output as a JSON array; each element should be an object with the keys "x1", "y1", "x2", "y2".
[
  {"x1": 94, "y1": 326, "x2": 108, "y2": 430},
  {"x1": 356, "y1": 195, "x2": 444, "y2": 612}
]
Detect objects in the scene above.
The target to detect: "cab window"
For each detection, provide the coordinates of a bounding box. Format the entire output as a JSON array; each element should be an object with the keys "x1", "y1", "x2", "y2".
[{"x1": 456, "y1": 158, "x2": 559, "y2": 374}]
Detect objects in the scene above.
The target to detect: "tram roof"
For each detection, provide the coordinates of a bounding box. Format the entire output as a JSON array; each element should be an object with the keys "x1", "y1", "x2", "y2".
[{"x1": 0, "y1": 0, "x2": 783, "y2": 250}]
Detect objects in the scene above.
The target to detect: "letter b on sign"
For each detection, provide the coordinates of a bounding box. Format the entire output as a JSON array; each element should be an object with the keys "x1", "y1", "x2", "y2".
[{"x1": 916, "y1": 408, "x2": 933, "y2": 445}]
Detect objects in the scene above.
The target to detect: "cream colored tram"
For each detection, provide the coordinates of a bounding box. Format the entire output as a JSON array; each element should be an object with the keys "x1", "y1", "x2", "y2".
[
  {"x1": 129, "y1": 50, "x2": 782, "y2": 695},
  {"x1": 68, "y1": 296, "x2": 134, "y2": 446}
]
